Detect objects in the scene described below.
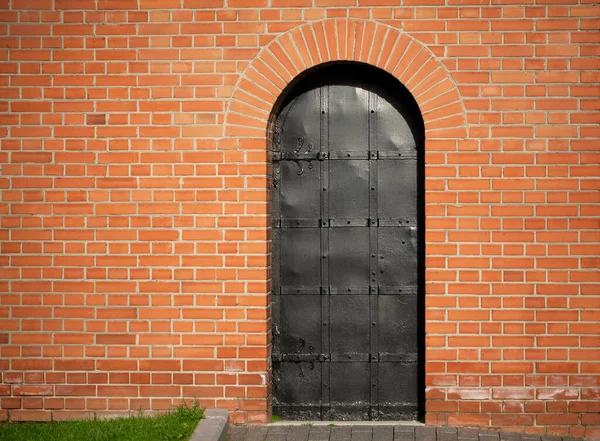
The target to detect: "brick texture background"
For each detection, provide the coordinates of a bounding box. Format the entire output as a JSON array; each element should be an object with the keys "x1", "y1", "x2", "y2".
[{"x1": 0, "y1": 0, "x2": 598, "y2": 438}]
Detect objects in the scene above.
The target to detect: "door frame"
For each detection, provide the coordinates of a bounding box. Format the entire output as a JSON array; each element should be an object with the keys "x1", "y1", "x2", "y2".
[{"x1": 268, "y1": 61, "x2": 426, "y2": 421}]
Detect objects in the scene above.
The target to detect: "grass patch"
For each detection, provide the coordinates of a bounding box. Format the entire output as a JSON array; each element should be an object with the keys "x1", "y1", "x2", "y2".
[
  {"x1": 270, "y1": 415, "x2": 282, "y2": 423},
  {"x1": 0, "y1": 403, "x2": 203, "y2": 441}
]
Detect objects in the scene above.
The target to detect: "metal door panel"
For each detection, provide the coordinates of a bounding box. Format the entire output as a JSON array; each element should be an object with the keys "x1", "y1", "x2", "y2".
[
  {"x1": 378, "y1": 362, "x2": 419, "y2": 419},
  {"x1": 329, "y1": 85, "x2": 369, "y2": 151},
  {"x1": 378, "y1": 227, "x2": 418, "y2": 287},
  {"x1": 377, "y1": 95, "x2": 418, "y2": 154},
  {"x1": 330, "y1": 295, "x2": 370, "y2": 355},
  {"x1": 279, "y1": 228, "x2": 320, "y2": 290},
  {"x1": 330, "y1": 362, "x2": 371, "y2": 419},
  {"x1": 378, "y1": 160, "x2": 418, "y2": 220},
  {"x1": 278, "y1": 89, "x2": 321, "y2": 153},
  {"x1": 272, "y1": 65, "x2": 422, "y2": 421},
  {"x1": 273, "y1": 361, "x2": 322, "y2": 419},
  {"x1": 378, "y1": 294, "x2": 418, "y2": 355},
  {"x1": 329, "y1": 228, "x2": 370, "y2": 291},
  {"x1": 279, "y1": 159, "x2": 321, "y2": 220},
  {"x1": 278, "y1": 295, "x2": 322, "y2": 356},
  {"x1": 329, "y1": 160, "x2": 370, "y2": 219}
]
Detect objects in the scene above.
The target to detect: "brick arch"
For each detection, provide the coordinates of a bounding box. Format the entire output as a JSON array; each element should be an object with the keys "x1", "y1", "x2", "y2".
[
  {"x1": 222, "y1": 19, "x2": 468, "y2": 424},
  {"x1": 224, "y1": 18, "x2": 467, "y2": 141}
]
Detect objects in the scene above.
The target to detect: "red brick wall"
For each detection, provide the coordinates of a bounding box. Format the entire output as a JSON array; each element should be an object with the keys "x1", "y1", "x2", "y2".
[{"x1": 0, "y1": 0, "x2": 599, "y2": 438}]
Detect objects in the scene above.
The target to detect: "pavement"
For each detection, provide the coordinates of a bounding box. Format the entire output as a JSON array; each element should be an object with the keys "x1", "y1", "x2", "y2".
[{"x1": 226, "y1": 424, "x2": 584, "y2": 441}]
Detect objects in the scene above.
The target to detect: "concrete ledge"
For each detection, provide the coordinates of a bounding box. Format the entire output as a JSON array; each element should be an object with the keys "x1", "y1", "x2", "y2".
[{"x1": 190, "y1": 409, "x2": 229, "y2": 441}]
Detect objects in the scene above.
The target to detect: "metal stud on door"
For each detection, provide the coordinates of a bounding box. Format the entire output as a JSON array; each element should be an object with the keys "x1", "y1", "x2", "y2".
[{"x1": 272, "y1": 64, "x2": 422, "y2": 421}]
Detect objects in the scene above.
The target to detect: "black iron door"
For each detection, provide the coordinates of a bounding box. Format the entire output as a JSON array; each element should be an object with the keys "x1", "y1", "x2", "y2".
[{"x1": 272, "y1": 65, "x2": 422, "y2": 421}]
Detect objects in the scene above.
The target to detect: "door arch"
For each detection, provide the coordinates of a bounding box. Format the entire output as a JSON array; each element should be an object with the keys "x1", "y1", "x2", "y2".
[{"x1": 270, "y1": 62, "x2": 425, "y2": 421}]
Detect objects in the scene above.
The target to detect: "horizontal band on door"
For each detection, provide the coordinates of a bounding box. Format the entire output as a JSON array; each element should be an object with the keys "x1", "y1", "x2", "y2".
[
  {"x1": 272, "y1": 352, "x2": 418, "y2": 363},
  {"x1": 276, "y1": 286, "x2": 417, "y2": 295},
  {"x1": 273, "y1": 218, "x2": 417, "y2": 228},
  {"x1": 272, "y1": 150, "x2": 417, "y2": 161},
  {"x1": 272, "y1": 404, "x2": 420, "y2": 420}
]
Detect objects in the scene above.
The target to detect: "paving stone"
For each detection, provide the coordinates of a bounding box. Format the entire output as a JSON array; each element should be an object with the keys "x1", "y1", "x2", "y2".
[
  {"x1": 271, "y1": 426, "x2": 291, "y2": 432},
  {"x1": 415, "y1": 426, "x2": 436, "y2": 441},
  {"x1": 286, "y1": 426, "x2": 311, "y2": 441},
  {"x1": 499, "y1": 432, "x2": 521, "y2": 441},
  {"x1": 437, "y1": 427, "x2": 458, "y2": 441},
  {"x1": 245, "y1": 427, "x2": 269, "y2": 441},
  {"x1": 330, "y1": 426, "x2": 352, "y2": 441},
  {"x1": 372, "y1": 426, "x2": 393, "y2": 441},
  {"x1": 351, "y1": 426, "x2": 374, "y2": 432},
  {"x1": 540, "y1": 436, "x2": 562, "y2": 441},
  {"x1": 394, "y1": 425, "x2": 416, "y2": 441},
  {"x1": 267, "y1": 427, "x2": 290, "y2": 441},
  {"x1": 458, "y1": 428, "x2": 480, "y2": 440},
  {"x1": 479, "y1": 433, "x2": 500, "y2": 441},
  {"x1": 308, "y1": 427, "x2": 332, "y2": 441},
  {"x1": 228, "y1": 426, "x2": 249, "y2": 441},
  {"x1": 350, "y1": 428, "x2": 372, "y2": 441}
]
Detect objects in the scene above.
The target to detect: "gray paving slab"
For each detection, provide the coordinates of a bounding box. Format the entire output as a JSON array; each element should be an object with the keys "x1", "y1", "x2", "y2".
[
  {"x1": 350, "y1": 428, "x2": 372, "y2": 441},
  {"x1": 245, "y1": 427, "x2": 269, "y2": 441},
  {"x1": 267, "y1": 427, "x2": 290, "y2": 441},
  {"x1": 499, "y1": 432, "x2": 521, "y2": 441},
  {"x1": 416, "y1": 426, "x2": 437, "y2": 441},
  {"x1": 330, "y1": 426, "x2": 353, "y2": 441},
  {"x1": 286, "y1": 426, "x2": 311, "y2": 441},
  {"x1": 372, "y1": 426, "x2": 393, "y2": 441},
  {"x1": 227, "y1": 427, "x2": 249, "y2": 441},
  {"x1": 437, "y1": 428, "x2": 458, "y2": 441},
  {"x1": 458, "y1": 428, "x2": 480, "y2": 441}
]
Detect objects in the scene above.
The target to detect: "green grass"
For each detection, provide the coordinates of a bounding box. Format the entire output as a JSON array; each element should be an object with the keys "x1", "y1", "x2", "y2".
[
  {"x1": 0, "y1": 403, "x2": 203, "y2": 441},
  {"x1": 270, "y1": 415, "x2": 282, "y2": 423}
]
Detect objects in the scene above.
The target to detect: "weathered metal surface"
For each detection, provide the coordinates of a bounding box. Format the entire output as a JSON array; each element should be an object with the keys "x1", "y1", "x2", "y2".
[{"x1": 272, "y1": 66, "x2": 422, "y2": 421}]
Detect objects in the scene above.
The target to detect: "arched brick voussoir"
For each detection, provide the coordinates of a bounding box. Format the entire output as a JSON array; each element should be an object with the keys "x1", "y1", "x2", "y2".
[
  {"x1": 358, "y1": 20, "x2": 378, "y2": 63},
  {"x1": 419, "y1": 88, "x2": 463, "y2": 114},
  {"x1": 312, "y1": 21, "x2": 330, "y2": 64},
  {"x1": 276, "y1": 34, "x2": 306, "y2": 73},
  {"x1": 269, "y1": 42, "x2": 301, "y2": 80},
  {"x1": 258, "y1": 50, "x2": 294, "y2": 86},
  {"x1": 323, "y1": 20, "x2": 338, "y2": 61},
  {"x1": 245, "y1": 67, "x2": 281, "y2": 100},
  {"x1": 225, "y1": 18, "x2": 467, "y2": 142},
  {"x1": 289, "y1": 29, "x2": 311, "y2": 70}
]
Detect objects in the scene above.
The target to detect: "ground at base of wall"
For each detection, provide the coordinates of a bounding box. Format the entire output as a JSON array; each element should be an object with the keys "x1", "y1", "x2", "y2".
[{"x1": 226, "y1": 424, "x2": 595, "y2": 441}]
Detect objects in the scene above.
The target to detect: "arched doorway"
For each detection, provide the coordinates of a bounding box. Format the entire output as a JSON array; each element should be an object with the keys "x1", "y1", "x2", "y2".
[{"x1": 270, "y1": 62, "x2": 425, "y2": 421}]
